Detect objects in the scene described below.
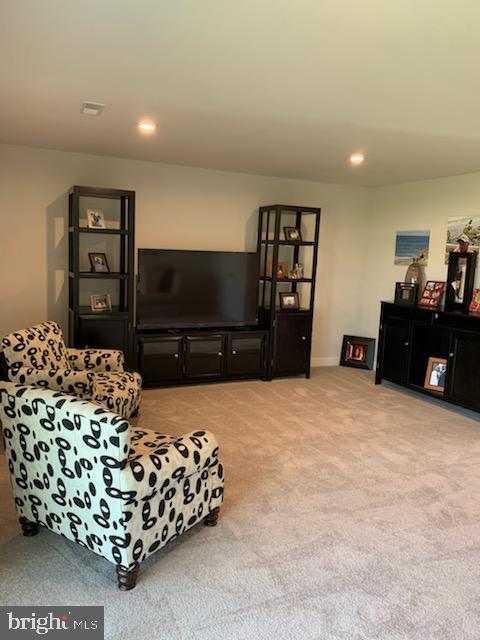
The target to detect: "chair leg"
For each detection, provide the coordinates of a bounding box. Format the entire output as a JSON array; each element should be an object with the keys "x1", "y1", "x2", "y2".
[
  {"x1": 116, "y1": 563, "x2": 139, "y2": 591},
  {"x1": 204, "y1": 507, "x2": 220, "y2": 527},
  {"x1": 20, "y1": 517, "x2": 39, "y2": 537}
]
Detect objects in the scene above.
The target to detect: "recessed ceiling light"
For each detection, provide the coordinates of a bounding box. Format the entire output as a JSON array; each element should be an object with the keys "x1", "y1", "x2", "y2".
[
  {"x1": 138, "y1": 121, "x2": 156, "y2": 134},
  {"x1": 81, "y1": 101, "x2": 105, "y2": 116},
  {"x1": 350, "y1": 152, "x2": 365, "y2": 166}
]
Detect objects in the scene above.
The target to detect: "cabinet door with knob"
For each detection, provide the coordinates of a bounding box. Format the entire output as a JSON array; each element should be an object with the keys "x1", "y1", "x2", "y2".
[
  {"x1": 445, "y1": 331, "x2": 480, "y2": 409},
  {"x1": 272, "y1": 313, "x2": 311, "y2": 376},
  {"x1": 138, "y1": 336, "x2": 182, "y2": 386},
  {"x1": 184, "y1": 335, "x2": 225, "y2": 379},
  {"x1": 380, "y1": 316, "x2": 411, "y2": 385},
  {"x1": 227, "y1": 333, "x2": 266, "y2": 377}
]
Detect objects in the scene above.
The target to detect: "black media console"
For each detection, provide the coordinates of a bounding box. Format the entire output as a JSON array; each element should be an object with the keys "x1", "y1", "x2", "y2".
[
  {"x1": 138, "y1": 328, "x2": 268, "y2": 387},
  {"x1": 376, "y1": 301, "x2": 480, "y2": 413}
]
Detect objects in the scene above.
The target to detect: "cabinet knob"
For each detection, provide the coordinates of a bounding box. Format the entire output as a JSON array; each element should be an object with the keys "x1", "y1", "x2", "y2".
[
  {"x1": 301, "y1": 336, "x2": 307, "y2": 341},
  {"x1": 449, "y1": 352, "x2": 455, "y2": 357},
  {"x1": 404, "y1": 342, "x2": 409, "y2": 346},
  {"x1": 218, "y1": 352, "x2": 223, "y2": 357},
  {"x1": 232, "y1": 350, "x2": 237, "y2": 355},
  {"x1": 174, "y1": 353, "x2": 179, "y2": 358}
]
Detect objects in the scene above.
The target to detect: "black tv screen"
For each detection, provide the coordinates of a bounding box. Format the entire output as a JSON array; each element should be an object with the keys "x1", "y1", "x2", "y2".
[{"x1": 137, "y1": 249, "x2": 259, "y2": 330}]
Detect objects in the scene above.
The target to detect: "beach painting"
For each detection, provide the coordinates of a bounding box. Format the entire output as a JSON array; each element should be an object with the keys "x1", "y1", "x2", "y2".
[
  {"x1": 394, "y1": 230, "x2": 430, "y2": 266},
  {"x1": 445, "y1": 215, "x2": 480, "y2": 263}
]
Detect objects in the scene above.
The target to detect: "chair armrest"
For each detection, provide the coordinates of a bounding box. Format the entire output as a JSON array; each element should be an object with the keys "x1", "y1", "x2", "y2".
[
  {"x1": 67, "y1": 348, "x2": 125, "y2": 372},
  {"x1": 122, "y1": 430, "x2": 220, "y2": 499},
  {"x1": 9, "y1": 366, "x2": 94, "y2": 398}
]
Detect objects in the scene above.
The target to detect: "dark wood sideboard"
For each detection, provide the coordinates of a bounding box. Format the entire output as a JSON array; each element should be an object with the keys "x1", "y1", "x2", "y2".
[{"x1": 376, "y1": 301, "x2": 480, "y2": 413}]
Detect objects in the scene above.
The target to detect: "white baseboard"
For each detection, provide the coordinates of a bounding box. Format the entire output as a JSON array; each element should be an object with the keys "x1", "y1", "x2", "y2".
[{"x1": 311, "y1": 356, "x2": 339, "y2": 367}]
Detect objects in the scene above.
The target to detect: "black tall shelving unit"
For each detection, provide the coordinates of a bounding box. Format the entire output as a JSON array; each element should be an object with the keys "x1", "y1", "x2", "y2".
[
  {"x1": 68, "y1": 186, "x2": 135, "y2": 368},
  {"x1": 258, "y1": 205, "x2": 321, "y2": 379}
]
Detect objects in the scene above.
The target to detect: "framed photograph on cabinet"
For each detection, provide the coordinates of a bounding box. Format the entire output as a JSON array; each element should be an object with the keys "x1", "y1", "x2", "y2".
[
  {"x1": 86, "y1": 209, "x2": 106, "y2": 229},
  {"x1": 90, "y1": 294, "x2": 112, "y2": 312},
  {"x1": 279, "y1": 291, "x2": 299, "y2": 310},
  {"x1": 445, "y1": 251, "x2": 476, "y2": 312},
  {"x1": 340, "y1": 335, "x2": 375, "y2": 370},
  {"x1": 418, "y1": 281, "x2": 446, "y2": 309},
  {"x1": 88, "y1": 252, "x2": 110, "y2": 273},
  {"x1": 469, "y1": 288, "x2": 480, "y2": 313},
  {"x1": 284, "y1": 227, "x2": 302, "y2": 242},
  {"x1": 424, "y1": 356, "x2": 447, "y2": 392},
  {"x1": 394, "y1": 282, "x2": 418, "y2": 306}
]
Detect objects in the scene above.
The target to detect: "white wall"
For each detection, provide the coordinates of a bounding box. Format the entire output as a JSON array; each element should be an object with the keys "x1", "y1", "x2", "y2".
[
  {"x1": 362, "y1": 171, "x2": 480, "y2": 340},
  {"x1": 0, "y1": 143, "x2": 372, "y2": 365}
]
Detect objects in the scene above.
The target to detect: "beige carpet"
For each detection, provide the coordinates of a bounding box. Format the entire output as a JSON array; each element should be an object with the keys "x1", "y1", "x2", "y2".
[{"x1": 1, "y1": 367, "x2": 480, "y2": 639}]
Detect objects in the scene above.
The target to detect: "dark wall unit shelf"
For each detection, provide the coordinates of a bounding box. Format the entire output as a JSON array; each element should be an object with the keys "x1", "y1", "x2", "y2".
[
  {"x1": 68, "y1": 185, "x2": 135, "y2": 368},
  {"x1": 258, "y1": 204, "x2": 321, "y2": 379},
  {"x1": 376, "y1": 301, "x2": 480, "y2": 412}
]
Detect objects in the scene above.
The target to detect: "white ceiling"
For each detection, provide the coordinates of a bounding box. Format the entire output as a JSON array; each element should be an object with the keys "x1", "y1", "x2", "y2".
[{"x1": 1, "y1": 1, "x2": 480, "y2": 187}]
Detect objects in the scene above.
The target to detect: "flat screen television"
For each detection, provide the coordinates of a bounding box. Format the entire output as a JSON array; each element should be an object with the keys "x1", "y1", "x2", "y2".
[{"x1": 137, "y1": 249, "x2": 259, "y2": 330}]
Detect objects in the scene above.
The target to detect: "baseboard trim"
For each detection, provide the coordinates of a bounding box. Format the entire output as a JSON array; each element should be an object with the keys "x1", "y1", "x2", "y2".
[{"x1": 311, "y1": 357, "x2": 339, "y2": 367}]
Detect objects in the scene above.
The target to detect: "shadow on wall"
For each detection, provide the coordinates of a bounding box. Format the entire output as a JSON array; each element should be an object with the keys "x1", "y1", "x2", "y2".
[
  {"x1": 245, "y1": 209, "x2": 259, "y2": 250},
  {"x1": 46, "y1": 193, "x2": 68, "y2": 333}
]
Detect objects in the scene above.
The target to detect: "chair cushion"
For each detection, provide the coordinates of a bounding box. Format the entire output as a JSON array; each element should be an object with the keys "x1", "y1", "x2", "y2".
[
  {"x1": 2, "y1": 321, "x2": 69, "y2": 372},
  {"x1": 92, "y1": 371, "x2": 142, "y2": 419}
]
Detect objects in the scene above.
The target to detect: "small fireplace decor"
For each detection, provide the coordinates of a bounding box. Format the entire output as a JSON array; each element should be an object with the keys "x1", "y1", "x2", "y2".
[{"x1": 340, "y1": 335, "x2": 375, "y2": 370}]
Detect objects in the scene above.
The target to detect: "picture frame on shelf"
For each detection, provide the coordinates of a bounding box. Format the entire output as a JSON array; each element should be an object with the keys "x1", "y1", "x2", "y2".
[
  {"x1": 284, "y1": 226, "x2": 302, "y2": 242},
  {"x1": 88, "y1": 252, "x2": 110, "y2": 273},
  {"x1": 469, "y1": 288, "x2": 480, "y2": 313},
  {"x1": 340, "y1": 335, "x2": 375, "y2": 370},
  {"x1": 86, "y1": 209, "x2": 106, "y2": 229},
  {"x1": 418, "y1": 281, "x2": 446, "y2": 309},
  {"x1": 394, "y1": 282, "x2": 418, "y2": 306},
  {"x1": 267, "y1": 260, "x2": 288, "y2": 280},
  {"x1": 279, "y1": 291, "x2": 299, "y2": 310},
  {"x1": 424, "y1": 356, "x2": 447, "y2": 392},
  {"x1": 90, "y1": 294, "x2": 112, "y2": 312},
  {"x1": 445, "y1": 251, "x2": 476, "y2": 313}
]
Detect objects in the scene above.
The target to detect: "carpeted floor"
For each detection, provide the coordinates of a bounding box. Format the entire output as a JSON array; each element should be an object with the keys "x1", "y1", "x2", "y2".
[{"x1": 1, "y1": 367, "x2": 480, "y2": 639}]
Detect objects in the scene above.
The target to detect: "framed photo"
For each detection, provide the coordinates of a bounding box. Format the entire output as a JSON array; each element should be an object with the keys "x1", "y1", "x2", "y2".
[
  {"x1": 394, "y1": 282, "x2": 418, "y2": 306},
  {"x1": 87, "y1": 209, "x2": 106, "y2": 229},
  {"x1": 279, "y1": 291, "x2": 299, "y2": 310},
  {"x1": 418, "y1": 281, "x2": 446, "y2": 308},
  {"x1": 284, "y1": 227, "x2": 302, "y2": 242},
  {"x1": 267, "y1": 260, "x2": 288, "y2": 280},
  {"x1": 90, "y1": 294, "x2": 112, "y2": 312},
  {"x1": 88, "y1": 252, "x2": 110, "y2": 273},
  {"x1": 445, "y1": 251, "x2": 476, "y2": 313},
  {"x1": 340, "y1": 335, "x2": 375, "y2": 370},
  {"x1": 424, "y1": 356, "x2": 447, "y2": 392},
  {"x1": 469, "y1": 288, "x2": 480, "y2": 313}
]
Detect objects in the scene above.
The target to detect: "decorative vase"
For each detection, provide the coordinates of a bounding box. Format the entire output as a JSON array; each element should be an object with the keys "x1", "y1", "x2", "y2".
[{"x1": 405, "y1": 258, "x2": 424, "y2": 300}]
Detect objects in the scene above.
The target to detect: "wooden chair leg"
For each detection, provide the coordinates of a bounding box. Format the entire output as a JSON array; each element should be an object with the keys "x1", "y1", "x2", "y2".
[
  {"x1": 204, "y1": 507, "x2": 220, "y2": 527},
  {"x1": 19, "y1": 517, "x2": 39, "y2": 537},
  {"x1": 116, "y1": 563, "x2": 139, "y2": 591}
]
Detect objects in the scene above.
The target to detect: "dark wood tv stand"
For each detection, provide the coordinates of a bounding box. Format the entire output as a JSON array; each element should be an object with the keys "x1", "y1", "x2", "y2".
[
  {"x1": 376, "y1": 301, "x2": 480, "y2": 412},
  {"x1": 137, "y1": 327, "x2": 269, "y2": 387}
]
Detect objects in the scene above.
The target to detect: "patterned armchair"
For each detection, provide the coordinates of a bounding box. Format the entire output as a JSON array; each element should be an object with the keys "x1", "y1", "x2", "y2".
[
  {"x1": 1, "y1": 321, "x2": 141, "y2": 418},
  {"x1": 0, "y1": 382, "x2": 224, "y2": 590}
]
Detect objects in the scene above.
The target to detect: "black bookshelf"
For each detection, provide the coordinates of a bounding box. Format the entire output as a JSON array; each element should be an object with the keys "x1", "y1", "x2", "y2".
[
  {"x1": 68, "y1": 185, "x2": 135, "y2": 368},
  {"x1": 257, "y1": 205, "x2": 321, "y2": 379}
]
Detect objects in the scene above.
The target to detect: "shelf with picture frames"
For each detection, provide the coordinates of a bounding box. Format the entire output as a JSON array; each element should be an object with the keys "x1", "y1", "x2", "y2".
[
  {"x1": 68, "y1": 185, "x2": 136, "y2": 367},
  {"x1": 257, "y1": 205, "x2": 321, "y2": 380}
]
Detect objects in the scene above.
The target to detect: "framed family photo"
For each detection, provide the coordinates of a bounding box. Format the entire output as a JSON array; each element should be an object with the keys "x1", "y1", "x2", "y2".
[
  {"x1": 86, "y1": 209, "x2": 106, "y2": 229},
  {"x1": 283, "y1": 227, "x2": 302, "y2": 242},
  {"x1": 90, "y1": 294, "x2": 112, "y2": 312},
  {"x1": 279, "y1": 291, "x2": 299, "y2": 310},
  {"x1": 424, "y1": 357, "x2": 447, "y2": 393},
  {"x1": 88, "y1": 252, "x2": 110, "y2": 273}
]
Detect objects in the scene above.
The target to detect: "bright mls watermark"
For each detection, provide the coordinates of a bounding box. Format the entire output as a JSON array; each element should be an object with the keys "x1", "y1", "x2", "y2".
[{"x1": 0, "y1": 607, "x2": 104, "y2": 639}]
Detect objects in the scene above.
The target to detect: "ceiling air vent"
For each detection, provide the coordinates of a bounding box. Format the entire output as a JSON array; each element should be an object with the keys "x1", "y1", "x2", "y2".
[{"x1": 81, "y1": 101, "x2": 105, "y2": 116}]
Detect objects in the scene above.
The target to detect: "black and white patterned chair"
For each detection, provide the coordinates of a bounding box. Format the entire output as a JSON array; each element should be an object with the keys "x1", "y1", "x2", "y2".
[
  {"x1": 1, "y1": 321, "x2": 141, "y2": 419},
  {"x1": 0, "y1": 382, "x2": 224, "y2": 590}
]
